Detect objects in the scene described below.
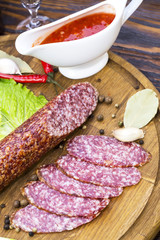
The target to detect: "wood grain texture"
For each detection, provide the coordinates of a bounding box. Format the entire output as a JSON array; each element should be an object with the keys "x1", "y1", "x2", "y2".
[
  {"x1": 0, "y1": 0, "x2": 159, "y2": 92},
  {"x1": 0, "y1": 34, "x2": 159, "y2": 240}
]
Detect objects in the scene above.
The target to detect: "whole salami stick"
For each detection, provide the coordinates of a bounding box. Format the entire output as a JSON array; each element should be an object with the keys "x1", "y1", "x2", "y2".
[{"x1": 0, "y1": 82, "x2": 98, "y2": 192}]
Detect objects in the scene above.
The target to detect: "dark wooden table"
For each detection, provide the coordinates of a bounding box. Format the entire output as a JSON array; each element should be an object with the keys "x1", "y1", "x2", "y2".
[
  {"x1": 0, "y1": 0, "x2": 160, "y2": 239},
  {"x1": 0, "y1": 0, "x2": 159, "y2": 91}
]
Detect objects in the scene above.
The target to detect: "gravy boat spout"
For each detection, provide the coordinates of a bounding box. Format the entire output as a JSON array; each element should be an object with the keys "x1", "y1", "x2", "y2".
[{"x1": 15, "y1": 0, "x2": 143, "y2": 79}]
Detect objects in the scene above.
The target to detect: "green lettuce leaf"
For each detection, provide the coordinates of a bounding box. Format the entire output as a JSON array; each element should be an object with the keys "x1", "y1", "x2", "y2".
[{"x1": 0, "y1": 78, "x2": 48, "y2": 140}]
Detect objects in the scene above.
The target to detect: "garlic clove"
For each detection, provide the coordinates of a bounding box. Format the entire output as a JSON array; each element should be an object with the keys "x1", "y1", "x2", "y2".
[
  {"x1": 0, "y1": 58, "x2": 21, "y2": 74},
  {"x1": 112, "y1": 127, "x2": 144, "y2": 142}
]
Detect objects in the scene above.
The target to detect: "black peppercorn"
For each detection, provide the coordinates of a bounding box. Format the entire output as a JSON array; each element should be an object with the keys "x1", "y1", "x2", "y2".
[
  {"x1": 4, "y1": 224, "x2": 10, "y2": 230},
  {"x1": 98, "y1": 95, "x2": 105, "y2": 103},
  {"x1": 135, "y1": 85, "x2": 139, "y2": 90},
  {"x1": 139, "y1": 139, "x2": 144, "y2": 145},
  {"x1": 29, "y1": 231, "x2": 34, "y2": 237},
  {"x1": 53, "y1": 66, "x2": 58, "y2": 73},
  {"x1": 105, "y1": 96, "x2": 112, "y2": 104},
  {"x1": 4, "y1": 218, "x2": 10, "y2": 224},
  {"x1": 0, "y1": 203, "x2": 6, "y2": 208},
  {"x1": 99, "y1": 129, "x2": 105, "y2": 135},
  {"x1": 118, "y1": 121, "x2": 123, "y2": 127},
  {"x1": 97, "y1": 78, "x2": 101, "y2": 82},
  {"x1": 13, "y1": 200, "x2": 20, "y2": 208},
  {"x1": 97, "y1": 114, "x2": 104, "y2": 121},
  {"x1": 88, "y1": 114, "x2": 94, "y2": 119}
]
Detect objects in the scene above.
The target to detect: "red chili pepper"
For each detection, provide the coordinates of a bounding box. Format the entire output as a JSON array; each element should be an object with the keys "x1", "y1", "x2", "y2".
[
  {"x1": 40, "y1": 61, "x2": 64, "y2": 95},
  {"x1": 41, "y1": 61, "x2": 53, "y2": 74},
  {"x1": 0, "y1": 73, "x2": 47, "y2": 83}
]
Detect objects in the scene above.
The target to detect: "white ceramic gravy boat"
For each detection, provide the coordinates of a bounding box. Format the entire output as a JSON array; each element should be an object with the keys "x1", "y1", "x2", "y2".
[{"x1": 15, "y1": 0, "x2": 143, "y2": 79}]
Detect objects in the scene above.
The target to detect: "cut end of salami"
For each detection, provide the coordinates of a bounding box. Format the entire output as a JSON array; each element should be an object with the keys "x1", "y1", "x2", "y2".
[
  {"x1": 22, "y1": 181, "x2": 110, "y2": 218},
  {"x1": 67, "y1": 135, "x2": 151, "y2": 167},
  {"x1": 37, "y1": 164, "x2": 123, "y2": 199},
  {"x1": 57, "y1": 155, "x2": 141, "y2": 187},
  {"x1": 11, "y1": 205, "x2": 95, "y2": 233}
]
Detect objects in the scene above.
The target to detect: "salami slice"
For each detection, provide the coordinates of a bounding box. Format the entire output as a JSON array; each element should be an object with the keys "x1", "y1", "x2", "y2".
[
  {"x1": 67, "y1": 135, "x2": 151, "y2": 167},
  {"x1": 11, "y1": 205, "x2": 95, "y2": 233},
  {"x1": 22, "y1": 181, "x2": 110, "y2": 217},
  {"x1": 37, "y1": 164, "x2": 123, "y2": 199},
  {"x1": 57, "y1": 155, "x2": 141, "y2": 187},
  {"x1": 0, "y1": 83, "x2": 98, "y2": 192}
]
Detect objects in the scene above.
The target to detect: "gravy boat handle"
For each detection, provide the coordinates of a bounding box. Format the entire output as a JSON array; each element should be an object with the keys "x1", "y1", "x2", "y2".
[{"x1": 122, "y1": 0, "x2": 143, "y2": 25}]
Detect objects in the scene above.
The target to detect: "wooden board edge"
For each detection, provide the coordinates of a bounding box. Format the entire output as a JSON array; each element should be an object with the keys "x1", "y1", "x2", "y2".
[{"x1": 109, "y1": 52, "x2": 160, "y2": 240}]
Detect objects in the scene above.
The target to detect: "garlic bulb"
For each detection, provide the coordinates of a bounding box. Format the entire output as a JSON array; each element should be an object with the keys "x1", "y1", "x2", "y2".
[
  {"x1": 0, "y1": 58, "x2": 21, "y2": 74},
  {"x1": 112, "y1": 127, "x2": 144, "y2": 142}
]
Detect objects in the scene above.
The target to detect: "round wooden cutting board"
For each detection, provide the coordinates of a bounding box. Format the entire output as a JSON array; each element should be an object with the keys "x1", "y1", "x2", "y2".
[{"x1": 0, "y1": 34, "x2": 160, "y2": 240}]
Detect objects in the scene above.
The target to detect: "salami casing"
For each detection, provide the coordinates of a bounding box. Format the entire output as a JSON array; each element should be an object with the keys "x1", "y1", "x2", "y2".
[
  {"x1": 0, "y1": 83, "x2": 98, "y2": 191},
  {"x1": 67, "y1": 135, "x2": 151, "y2": 167},
  {"x1": 37, "y1": 164, "x2": 123, "y2": 199},
  {"x1": 11, "y1": 205, "x2": 95, "y2": 233},
  {"x1": 22, "y1": 181, "x2": 110, "y2": 217},
  {"x1": 57, "y1": 155, "x2": 141, "y2": 187}
]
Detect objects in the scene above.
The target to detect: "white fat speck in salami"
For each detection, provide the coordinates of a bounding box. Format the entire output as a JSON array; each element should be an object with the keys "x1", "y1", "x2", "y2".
[
  {"x1": 11, "y1": 205, "x2": 95, "y2": 233},
  {"x1": 57, "y1": 155, "x2": 141, "y2": 187},
  {"x1": 67, "y1": 135, "x2": 151, "y2": 167},
  {"x1": 22, "y1": 181, "x2": 110, "y2": 217},
  {"x1": 46, "y1": 84, "x2": 98, "y2": 136},
  {"x1": 37, "y1": 164, "x2": 123, "y2": 199}
]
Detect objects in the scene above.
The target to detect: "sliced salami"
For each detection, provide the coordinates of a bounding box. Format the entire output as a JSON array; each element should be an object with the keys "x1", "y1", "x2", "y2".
[
  {"x1": 57, "y1": 155, "x2": 141, "y2": 187},
  {"x1": 37, "y1": 164, "x2": 123, "y2": 199},
  {"x1": 67, "y1": 135, "x2": 151, "y2": 167},
  {"x1": 11, "y1": 205, "x2": 95, "y2": 233},
  {"x1": 22, "y1": 181, "x2": 110, "y2": 217}
]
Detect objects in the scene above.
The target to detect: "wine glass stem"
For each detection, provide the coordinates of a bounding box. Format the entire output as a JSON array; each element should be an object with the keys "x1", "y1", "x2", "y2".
[{"x1": 28, "y1": 8, "x2": 40, "y2": 27}]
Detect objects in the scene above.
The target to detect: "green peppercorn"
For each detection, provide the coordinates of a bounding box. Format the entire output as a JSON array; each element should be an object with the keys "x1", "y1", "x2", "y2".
[
  {"x1": 99, "y1": 129, "x2": 105, "y2": 135},
  {"x1": 139, "y1": 139, "x2": 144, "y2": 145},
  {"x1": 97, "y1": 114, "x2": 104, "y2": 121},
  {"x1": 59, "y1": 144, "x2": 64, "y2": 149},
  {"x1": 32, "y1": 228, "x2": 37, "y2": 233},
  {"x1": 29, "y1": 174, "x2": 38, "y2": 181},
  {"x1": 115, "y1": 103, "x2": 119, "y2": 108},
  {"x1": 13, "y1": 200, "x2": 20, "y2": 208},
  {"x1": 98, "y1": 95, "x2": 105, "y2": 103},
  {"x1": 105, "y1": 96, "x2": 112, "y2": 104},
  {"x1": 118, "y1": 121, "x2": 123, "y2": 127},
  {"x1": 10, "y1": 225, "x2": 14, "y2": 230},
  {"x1": 20, "y1": 199, "x2": 29, "y2": 207},
  {"x1": 15, "y1": 227, "x2": 21, "y2": 233}
]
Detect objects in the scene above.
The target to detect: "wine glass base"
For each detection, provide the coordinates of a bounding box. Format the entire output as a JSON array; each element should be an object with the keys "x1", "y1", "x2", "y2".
[{"x1": 16, "y1": 15, "x2": 52, "y2": 33}]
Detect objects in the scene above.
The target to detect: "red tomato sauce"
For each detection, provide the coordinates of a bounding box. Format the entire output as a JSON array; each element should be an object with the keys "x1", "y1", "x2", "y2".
[{"x1": 40, "y1": 12, "x2": 115, "y2": 44}]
